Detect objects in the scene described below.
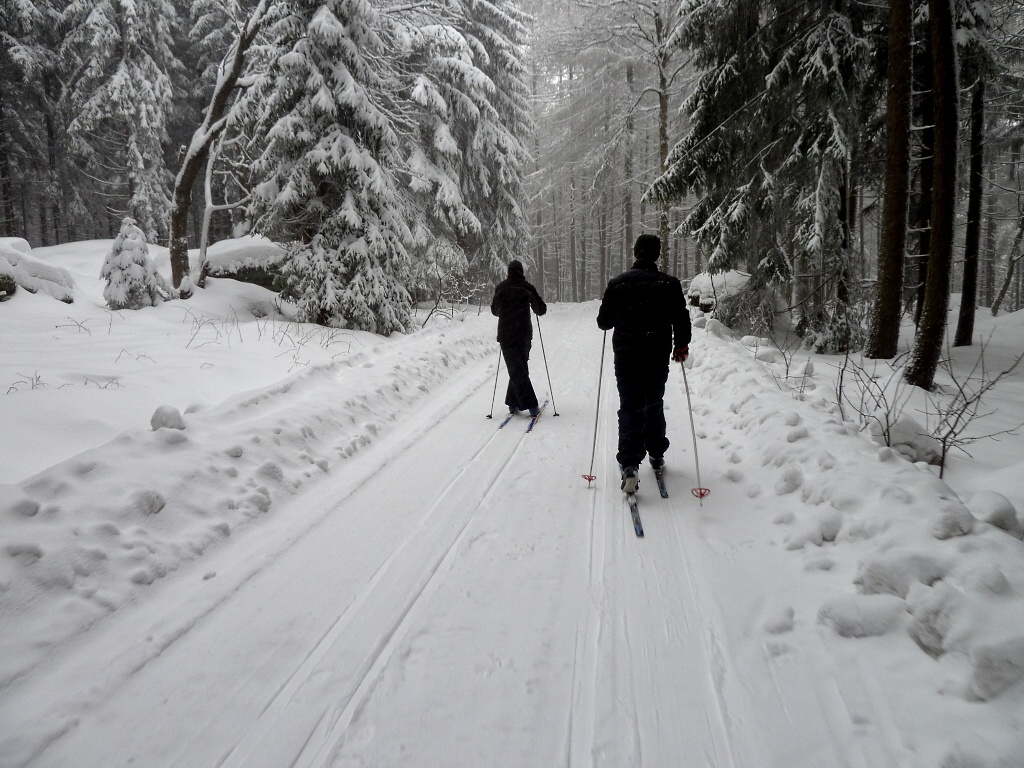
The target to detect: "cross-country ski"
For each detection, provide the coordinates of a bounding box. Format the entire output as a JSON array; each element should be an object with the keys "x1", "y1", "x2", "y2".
[
  {"x1": 627, "y1": 493, "x2": 644, "y2": 537},
  {"x1": 654, "y1": 467, "x2": 669, "y2": 498}
]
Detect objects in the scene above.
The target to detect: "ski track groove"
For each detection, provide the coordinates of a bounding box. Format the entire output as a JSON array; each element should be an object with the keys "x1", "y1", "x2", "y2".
[
  {"x1": 663, "y1": 471, "x2": 742, "y2": 768},
  {"x1": 294, "y1": 420, "x2": 537, "y2": 768},
  {"x1": 214, "y1": 368, "x2": 514, "y2": 768},
  {"x1": 567, "y1": 349, "x2": 613, "y2": 768}
]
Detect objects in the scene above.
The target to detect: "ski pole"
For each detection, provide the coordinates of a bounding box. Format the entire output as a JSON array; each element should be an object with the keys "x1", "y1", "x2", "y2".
[
  {"x1": 486, "y1": 346, "x2": 502, "y2": 418},
  {"x1": 535, "y1": 315, "x2": 559, "y2": 416},
  {"x1": 583, "y1": 331, "x2": 607, "y2": 486},
  {"x1": 680, "y1": 360, "x2": 710, "y2": 503}
]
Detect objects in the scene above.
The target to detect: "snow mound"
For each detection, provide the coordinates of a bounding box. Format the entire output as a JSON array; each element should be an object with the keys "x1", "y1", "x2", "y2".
[
  {"x1": 854, "y1": 551, "x2": 951, "y2": 597},
  {"x1": 686, "y1": 270, "x2": 750, "y2": 311},
  {"x1": 818, "y1": 593, "x2": 906, "y2": 637},
  {"x1": 0, "y1": 313, "x2": 493, "y2": 687},
  {"x1": 0, "y1": 241, "x2": 75, "y2": 303},
  {"x1": 865, "y1": 412, "x2": 942, "y2": 465},
  {"x1": 968, "y1": 635, "x2": 1024, "y2": 701},
  {"x1": 151, "y1": 405, "x2": 186, "y2": 431},
  {"x1": 199, "y1": 235, "x2": 285, "y2": 274},
  {"x1": 968, "y1": 491, "x2": 1022, "y2": 539},
  {"x1": 0, "y1": 237, "x2": 31, "y2": 254}
]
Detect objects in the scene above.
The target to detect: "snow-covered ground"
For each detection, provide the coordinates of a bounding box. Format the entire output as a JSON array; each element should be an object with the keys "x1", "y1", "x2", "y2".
[{"x1": 2, "y1": 239, "x2": 1024, "y2": 767}]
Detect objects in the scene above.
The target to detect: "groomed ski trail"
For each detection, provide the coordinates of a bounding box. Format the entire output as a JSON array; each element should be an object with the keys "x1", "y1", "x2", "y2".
[{"x1": 3, "y1": 304, "x2": 905, "y2": 768}]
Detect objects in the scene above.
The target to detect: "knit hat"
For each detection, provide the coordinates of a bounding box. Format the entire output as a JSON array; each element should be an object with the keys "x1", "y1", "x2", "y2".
[
  {"x1": 508, "y1": 259, "x2": 524, "y2": 276},
  {"x1": 633, "y1": 234, "x2": 661, "y2": 261}
]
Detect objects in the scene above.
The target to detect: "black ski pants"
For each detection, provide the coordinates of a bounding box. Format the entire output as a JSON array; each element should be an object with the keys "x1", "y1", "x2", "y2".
[
  {"x1": 501, "y1": 341, "x2": 539, "y2": 411},
  {"x1": 613, "y1": 350, "x2": 670, "y2": 468}
]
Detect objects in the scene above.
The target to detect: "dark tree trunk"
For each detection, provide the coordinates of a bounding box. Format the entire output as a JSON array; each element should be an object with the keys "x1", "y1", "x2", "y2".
[
  {"x1": 982, "y1": 191, "x2": 995, "y2": 306},
  {"x1": 569, "y1": 173, "x2": 578, "y2": 302},
  {"x1": 168, "y1": 2, "x2": 269, "y2": 290},
  {"x1": 954, "y1": 66, "x2": 984, "y2": 346},
  {"x1": 866, "y1": 0, "x2": 912, "y2": 359},
  {"x1": 911, "y1": 35, "x2": 935, "y2": 324},
  {"x1": 992, "y1": 221, "x2": 1024, "y2": 316},
  {"x1": 906, "y1": 0, "x2": 958, "y2": 390},
  {"x1": 536, "y1": 205, "x2": 544, "y2": 298},
  {"x1": 581, "y1": 216, "x2": 588, "y2": 300}
]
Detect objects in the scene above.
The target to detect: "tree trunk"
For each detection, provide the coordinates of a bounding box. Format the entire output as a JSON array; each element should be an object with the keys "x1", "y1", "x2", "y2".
[
  {"x1": 911, "y1": 35, "x2": 934, "y2": 324},
  {"x1": 982, "y1": 190, "x2": 995, "y2": 306},
  {"x1": 580, "y1": 216, "x2": 588, "y2": 300},
  {"x1": 954, "y1": 66, "x2": 984, "y2": 346},
  {"x1": 569, "y1": 173, "x2": 578, "y2": 302},
  {"x1": 599, "y1": 191, "x2": 608, "y2": 290},
  {"x1": 991, "y1": 221, "x2": 1024, "y2": 316},
  {"x1": 552, "y1": 187, "x2": 561, "y2": 302},
  {"x1": 536, "y1": 205, "x2": 545, "y2": 297},
  {"x1": 656, "y1": 13, "x2": 671, "y2": 271},
  {"x1": 906, "y1": 0, "x2": 958, "y2": 390},
  {"x1": 866, "y1": 0, "x2": 912, "y2": 359},
  {"x1": 168, "y1": 0, "x2": 270, "y2": 290},
  {"x1": 624, "y1": 61, "x2": 634, "y2": 271}
]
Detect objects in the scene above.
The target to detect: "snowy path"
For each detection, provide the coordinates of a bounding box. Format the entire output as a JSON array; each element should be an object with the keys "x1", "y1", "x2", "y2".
[{"x1": 4, "y1": 304, "x2": 1022, "y2": 767}]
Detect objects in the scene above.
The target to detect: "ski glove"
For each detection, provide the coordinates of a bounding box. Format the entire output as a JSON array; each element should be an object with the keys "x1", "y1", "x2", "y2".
[{"x1": 672, "y1": 345, "x2": 689, "y2": 363}]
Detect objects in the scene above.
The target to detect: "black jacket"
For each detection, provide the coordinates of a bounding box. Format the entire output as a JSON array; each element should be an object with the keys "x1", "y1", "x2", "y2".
[
  {"x1": 491, "y1": 273, "x2": 546, "y2": 345},
  {"x1": 597, "y1": 260, "x2": 691, "y2": 355}
]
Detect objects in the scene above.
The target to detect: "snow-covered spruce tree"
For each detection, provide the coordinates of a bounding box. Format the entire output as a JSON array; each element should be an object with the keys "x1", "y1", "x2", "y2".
[
  {"x1": 380, "y1": 0, "x2": 532, "y2": 295},
  {"x1": 455, "y1": 0, "x2": 532, "y2": 284},
  {"x1": 648, "y1": 1, "x2": 877, "y2": 349},
  {"x1": 244, "y1": 0, "x2": 412, "y2": 333},
  {"x1": 384, "y1": 13, "x2": 484, "y2": 299},
  {"x1": 100, "y1": 217, "x2": 171, "y2": 309},
  {"x1": 60, "y1": 0, "x2": 180, "y2": 242}
]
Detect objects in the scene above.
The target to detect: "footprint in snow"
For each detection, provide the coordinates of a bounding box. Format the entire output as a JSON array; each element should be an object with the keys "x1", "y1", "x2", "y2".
[
  {"x1": 786, "y1": 426, "x2": 809, "y2": 443},
  {"x1": 774, "y1": 466, "x2": 803, "y2": 495},
  {"x1": 763, "y1": 605, "x2": 795, "y2": 634}
]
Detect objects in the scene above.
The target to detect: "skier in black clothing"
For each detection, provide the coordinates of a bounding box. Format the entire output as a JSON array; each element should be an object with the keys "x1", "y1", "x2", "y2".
[
  {"x1": 597, "y1": 234, "x2": 691, "y2": 492},
  {"x1": 491, "y1": 260, "x2": 547, "y2": 416}
]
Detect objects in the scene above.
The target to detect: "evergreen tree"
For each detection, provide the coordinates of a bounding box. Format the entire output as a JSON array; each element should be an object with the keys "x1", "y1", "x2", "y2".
[
  {"x1": 100, "y1": 217, "x2": 170, "y2": 309},
  {"x1": 245, "y1": 0, "x2": 412, "y2": 333},
  {"x1": 649, "y1": 0, "x2": 879, "y2": 348},
  {"x1": 456, "y1": 0, "x2": 533, "y2": 282},
  {"x1": 61, "y1": 0, "x2": 181, "y2": 241}
]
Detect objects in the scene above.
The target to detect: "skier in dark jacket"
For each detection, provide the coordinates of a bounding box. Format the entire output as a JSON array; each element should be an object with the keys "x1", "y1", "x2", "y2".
[
  {"x1": 491, "y1": 260, "x2": 547, "y2": 416},
  {"x1": 597, "y1": 234, "x2": 691, "y2": 492}
]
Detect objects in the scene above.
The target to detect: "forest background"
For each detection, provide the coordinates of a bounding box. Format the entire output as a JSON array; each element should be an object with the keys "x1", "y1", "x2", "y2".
[{"x1": 3, "y1": 0, "x2": 1024, "y2": 392}]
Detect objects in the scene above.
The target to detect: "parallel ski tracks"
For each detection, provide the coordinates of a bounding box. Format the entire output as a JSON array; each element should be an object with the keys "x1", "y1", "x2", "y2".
[
  {"x1": 218, "y1": 381, "x2": 540, "y2": 768},
  {"x1": 565, "y1": 398, "x2": 612, "y2": 768}
]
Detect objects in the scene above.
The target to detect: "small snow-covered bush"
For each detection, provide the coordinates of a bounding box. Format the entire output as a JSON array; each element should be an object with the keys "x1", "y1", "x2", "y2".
[
  {"x1": 100, "y1": 218, "x2": 171, "y2": 310},
  {"x1": 713, "y1": 285, "x2": 779, "y2": 336},
  {"x1": 0, "y1": 272, "x2": 15, "y2": 300},
  {"x1": 800, "y1": 297, "x2": 869, "y2": 354},
  {"x1": 866, "y1": 412, "x2": 942, "y2": 465}
]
